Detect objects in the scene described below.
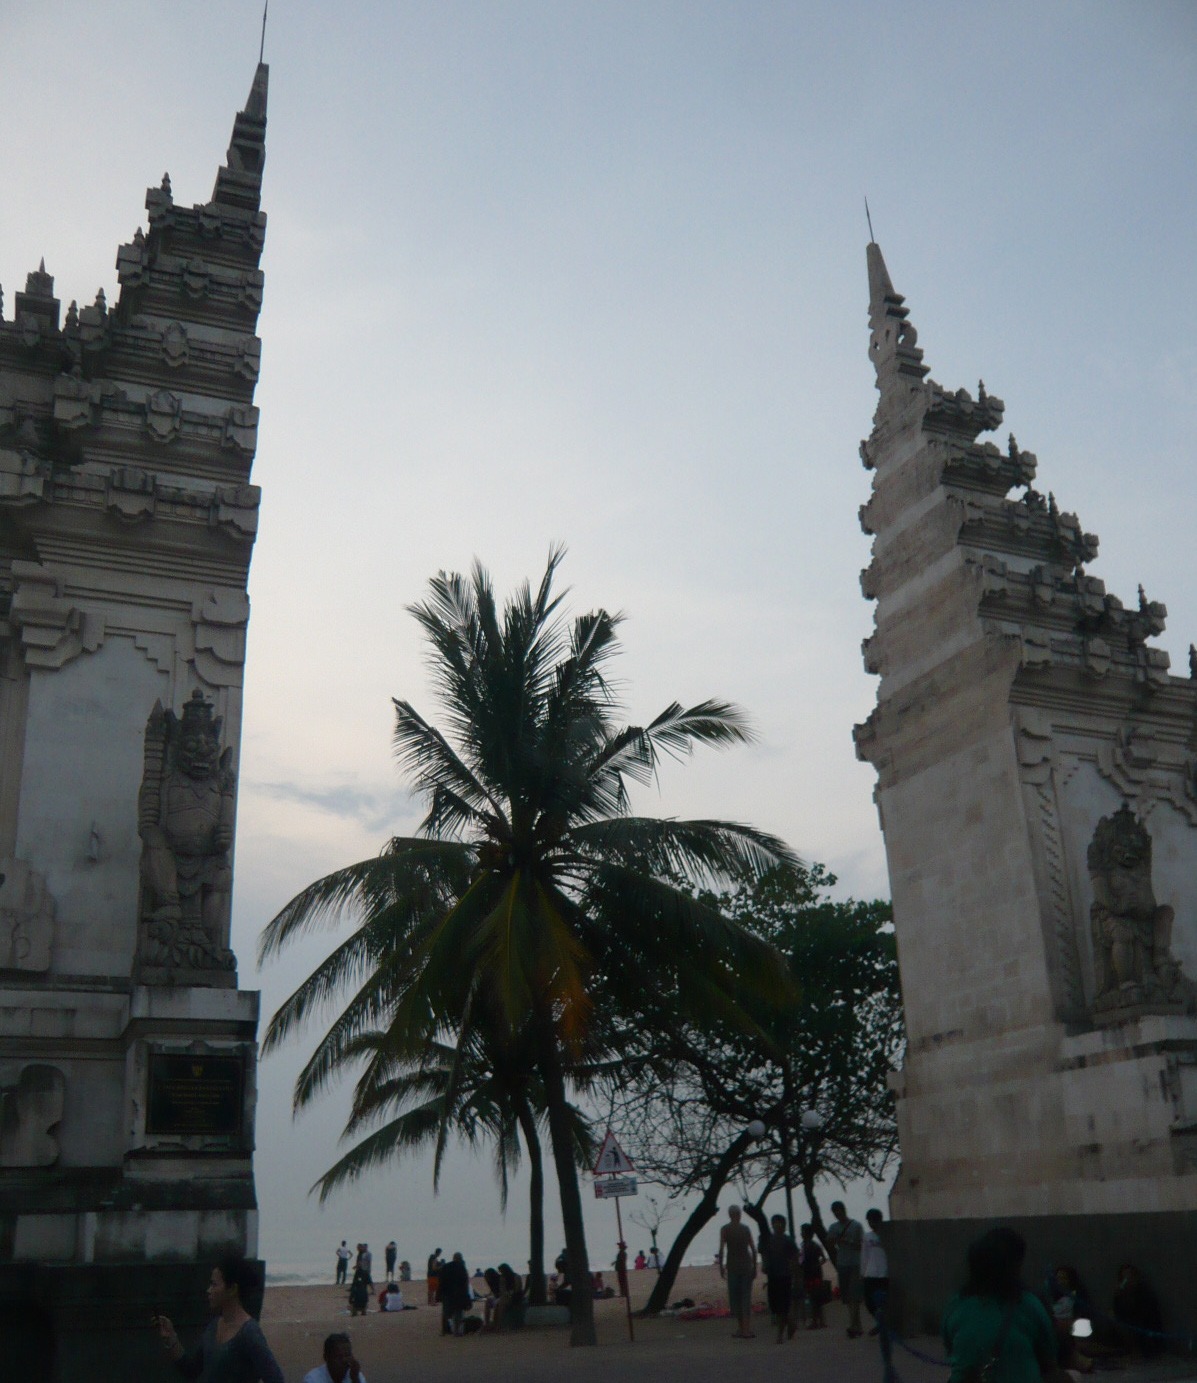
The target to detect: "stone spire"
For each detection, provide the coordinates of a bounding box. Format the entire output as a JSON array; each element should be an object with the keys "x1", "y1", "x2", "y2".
[
  {"x1": 211, "y1": 63, "x2": 269, "y2": 212},
  {"x1": 866, "y1": 240, "x2": 928, "y2": 396}
]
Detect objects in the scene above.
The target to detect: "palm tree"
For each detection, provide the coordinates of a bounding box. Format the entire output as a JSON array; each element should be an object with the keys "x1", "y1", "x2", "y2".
[
  {"x1": 260, "y1": 550, "x2": 796, "y2": 1344},
  {"x1": 311, "y1": 1022, "x2": 593, "y2": 1304}
]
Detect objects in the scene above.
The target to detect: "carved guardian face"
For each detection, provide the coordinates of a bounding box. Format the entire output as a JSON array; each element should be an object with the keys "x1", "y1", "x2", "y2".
[{"x1": 177, "y1": 727, "x2": 219, "y2": 779}]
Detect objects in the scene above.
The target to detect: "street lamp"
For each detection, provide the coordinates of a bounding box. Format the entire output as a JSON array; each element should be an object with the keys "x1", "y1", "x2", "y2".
[{"x1": 746, "y1": 1119, "x2": 767, "y2": 1139}]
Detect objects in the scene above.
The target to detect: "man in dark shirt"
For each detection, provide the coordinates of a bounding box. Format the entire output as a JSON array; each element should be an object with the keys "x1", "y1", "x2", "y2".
[
  {"x1": 438, "y1": 1251, "x2": 471, "y2": 1337},
  {"x1": 745, "y1": 1205, "x2": 801, "y2": 1342}
]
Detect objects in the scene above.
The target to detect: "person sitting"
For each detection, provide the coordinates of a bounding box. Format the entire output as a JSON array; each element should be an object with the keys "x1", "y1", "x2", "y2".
[
  {"x1": 399, "y1": 1260, "x2": 412, "y2": 1283},
  {"x1": 1111, "y1": 1263, "x2": 1163, "y2": 1357},
  {"x1": 303, "y1": 1332, "x2": 365, "y2": 1383},
  {"x1": 1047, "y1": 1264, "x2": 1094, "y2": 1374},
  {"x1": 348, "y1": 1267, "x2": 370, "y2": 1317},
  {"x1": 495, "y1": 1263, "x2": 526, "y2": 1329},
  {"x1": 482, "y1": 1268, "x2": 503, "y2": 1328},
  {"x1": 942, "y1": 1227, "x2": 1055, "y2": 1383},
  {"x1": 634, "y1": 1250, "x2": 648, "y2": 1271},
  {"x1": 379, "y1": 1282, "x2": 405, "y2": 1312}
]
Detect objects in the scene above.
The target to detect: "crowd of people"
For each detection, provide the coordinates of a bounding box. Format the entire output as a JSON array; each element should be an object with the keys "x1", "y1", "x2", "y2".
[
  {"x1": 149, "y1": 1218, "x2": 1173, "y2": 1381},
  {"x1": 711, "y1": 1198, "x2": 1169, "y2": 1378},
  {"x1": 942, "y1": 1231, "x2": 1167, "y2": 1381}
]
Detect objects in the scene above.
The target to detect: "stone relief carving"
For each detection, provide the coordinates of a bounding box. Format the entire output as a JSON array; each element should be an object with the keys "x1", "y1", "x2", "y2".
[
  {"x1": 0, "y1": 860, "x2": 55, "y2": 971},
  {"x1": 138, "y1": 690, "x2": 236, "y2": 977},
  {"x1": 1088, "y1": 804, "x2": 1197, "y2": 1018},
  {"x1": 145, "y1": 388, "x2": 182, "y2": 443},
  {"x1": 9, "y1": 560, "x2": 106, "y2": 670},
  {"x1": 1015, "y1": 716, "x2": 1084, "y2": 1013},
  {"x1": 1097, "y1": 725, "x2": 1197, "y2": 828},
  {"x1": 0, "y1": 1064, "x2": 65, "y2": 1167}
]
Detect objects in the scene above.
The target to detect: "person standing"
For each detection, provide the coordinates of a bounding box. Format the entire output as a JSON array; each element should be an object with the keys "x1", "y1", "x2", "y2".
[
  {"x1": 426, "y1": 1248, "x2": 442, "y2": 1306},
  {"x1": 942, "y1": 1227, "x2": 1056, "y2": 1383},
  {"x1": 359, "y1": 1244, "x2": 373, "y2": 1287},
  {"x1": 155, "y1": 1255, "x2": 285, "y2": 1383},
  {"x1": 826, "y1": 1200, "x2": 864, "y2": 1338},
  {"x1": 861, "y1": 1208, "x2": 890, "y2": 1334},
  {"x1": 384, "y1": 1241, "x2": 397, "y2": 1280},
  {"x1": 716, "y1": 1205, "x2": 758, "y2": 1339},
  {"x1": 438, "y1": 1251, "x2": 471, "y2": 1337},
  {"x1": 800, "y1": 1223, "x2": 827, "y2": 1329},
  {"x1": 335, "y1": 1240, "x2": 351, "y2": 1286},
  {"x1": 744, "y1": 1205, "x2": 800, "y2": 1343},
  {"x1": 614, "y1": 1242, "x2": 630, "y2": 1300}
]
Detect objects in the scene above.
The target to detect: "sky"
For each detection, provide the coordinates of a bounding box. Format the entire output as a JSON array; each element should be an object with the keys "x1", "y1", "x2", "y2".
[{"x1": 3, "y1": 1, "x2": 1196, "y2": 1281}]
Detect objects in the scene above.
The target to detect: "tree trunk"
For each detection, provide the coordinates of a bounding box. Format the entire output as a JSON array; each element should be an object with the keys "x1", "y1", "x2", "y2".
[
  {"x1": 642, "y1": 1130, "x2": 753, "y2": 1315},
  {"x1": 536, "y1": 1024, "x2": 596, "y2": 1346},
  {"x1": 516, "y1": 1101, "x2": 547, "y2": 1306},
  {"x1": 800, "y1": 1168, "x2": 830, "y2": 1258}
]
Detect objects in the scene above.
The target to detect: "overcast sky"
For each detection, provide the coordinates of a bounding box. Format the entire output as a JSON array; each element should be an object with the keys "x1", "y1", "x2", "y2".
[{"x1": 3, "y1": 1, "x2": 1195, "y2": 1280}]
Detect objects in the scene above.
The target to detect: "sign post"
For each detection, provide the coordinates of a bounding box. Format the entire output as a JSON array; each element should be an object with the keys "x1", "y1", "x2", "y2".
[{"x1": 592, "y1": 1129, "x2": 637, "y2": 1342}]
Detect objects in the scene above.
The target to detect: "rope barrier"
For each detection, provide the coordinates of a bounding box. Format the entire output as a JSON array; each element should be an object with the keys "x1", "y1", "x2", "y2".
[
  {"x1": 874, "y1": 1279, "x2": 1197, "y2": 1383},
  {"x1": 1039, "y1": 1272, "x2": 1197, "y2": 1355}
]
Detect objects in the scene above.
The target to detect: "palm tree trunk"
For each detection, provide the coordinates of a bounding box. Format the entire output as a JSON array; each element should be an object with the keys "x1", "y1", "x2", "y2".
[
  {"x1": 516, "y1": 1100, "x2": 547, "y2": 1306},
  {"x1": 642, "y1": 1129, "x2": 753, "y2": 1315},
  {"x1": 536, "y1": 1019, "x2": 596, "y2": 1346}
]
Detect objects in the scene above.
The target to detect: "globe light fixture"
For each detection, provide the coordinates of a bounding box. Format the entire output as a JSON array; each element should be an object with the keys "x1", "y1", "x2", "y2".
[
  {"x1": 746, "y1": 1119, "x2": 767, "y2": 1138},
  {"x1": 799, "y1": 1109, "x2": 824, "y2": 1133}
]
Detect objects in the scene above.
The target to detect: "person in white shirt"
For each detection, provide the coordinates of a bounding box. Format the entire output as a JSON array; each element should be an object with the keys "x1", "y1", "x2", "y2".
[
  {"x1": 648, "y1": 1247, "x2": 662, "y2": 1271},
  {"x1": 303, "y1": 1331, "x2": 365, "y2": 1383},
  {"x1": 860, "y1": 1208, "x2": 890, "y2": 1338}
]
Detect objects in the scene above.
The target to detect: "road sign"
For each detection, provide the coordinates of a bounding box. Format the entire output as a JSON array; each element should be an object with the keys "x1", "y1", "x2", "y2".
[
  {"x1": 594, "y1": 1176, "x2": 638, "y2": 1199},
  {"x1": 593, "y1": 1129, "x2": 635, "y2": 1175}
]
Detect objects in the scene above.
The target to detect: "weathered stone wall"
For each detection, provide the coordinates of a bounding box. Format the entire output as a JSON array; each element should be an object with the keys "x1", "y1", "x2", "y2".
[
  {"x1": 0, "y1": 63, "x2": 270, "y2": 1381},
  {"x1": 855, "y1": 243, "x2": 1197, "y2": 1307}
]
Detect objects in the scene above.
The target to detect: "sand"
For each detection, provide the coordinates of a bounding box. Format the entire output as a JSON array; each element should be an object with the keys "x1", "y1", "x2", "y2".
[{"x1": 257, "y1": 1266, "x2": 947, "y2": 1382}]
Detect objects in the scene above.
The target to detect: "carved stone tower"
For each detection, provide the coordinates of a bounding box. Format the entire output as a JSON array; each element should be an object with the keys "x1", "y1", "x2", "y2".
[
  {"x1": 856, "y1": 242, "x2": 1197, "y2": 1326},
  {"x1": 0, "y1": 67, "x2": 268, "y2": 1378}
]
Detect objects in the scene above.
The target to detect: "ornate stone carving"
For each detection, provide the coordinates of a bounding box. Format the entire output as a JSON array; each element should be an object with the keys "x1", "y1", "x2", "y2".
[
  {"x1": 1097, "y1": 726, "x2": 1197, "y2": 828},
  {"x1": 1088, "y1": 805, "x2": 1196, "y2": 1018},
  {"x1": 145, "y1": 388, "x2": 182, "y2": 443},
  {"x1": 0, "y1": 859, "x2": 55, "y2": 971},
  {"x1": 10, "y1": 560, "x2": 106, "y2": 670},
  {"x1": 221, "y1": 404, "x2": 258, "y2": 454},
  {"x1": 0, "y1": 1064, "x2": 65, "y2": 1167},
  {"x1": 138, "y1": 690, "x2": 236, "y2": 978},
  {"x1": 161, "y1": 320, "x2": 189, "y2": 367}
]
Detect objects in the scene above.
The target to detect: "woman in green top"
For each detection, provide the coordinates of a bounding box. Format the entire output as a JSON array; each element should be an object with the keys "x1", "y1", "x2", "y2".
[{"x1": 942, "y1": 1228, "x2": 1056, "y2": 1383}]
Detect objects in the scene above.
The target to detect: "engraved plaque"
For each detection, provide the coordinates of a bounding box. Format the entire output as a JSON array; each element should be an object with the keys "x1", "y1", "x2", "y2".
[{"x1": 146, "y1": 1053, "x2": 243, "y2": 1136}]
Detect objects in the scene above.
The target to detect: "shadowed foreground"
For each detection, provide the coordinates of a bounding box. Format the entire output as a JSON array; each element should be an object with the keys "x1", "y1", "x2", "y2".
[{"x1": 256, "y1": 1267, "x2": 947, "y2": 1383}]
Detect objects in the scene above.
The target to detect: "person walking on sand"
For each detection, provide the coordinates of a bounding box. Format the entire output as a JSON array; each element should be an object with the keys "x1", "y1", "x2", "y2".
[
  {"x1": 335, "y1": 1240, "x2": 351, "y2": 1286},
  {"x1": 717, "y1": 1204, "x2": 757, "y2": 1339}
]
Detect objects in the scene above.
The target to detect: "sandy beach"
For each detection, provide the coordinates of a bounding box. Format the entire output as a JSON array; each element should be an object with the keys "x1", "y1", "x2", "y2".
[{"x1": 257, "y1": 1265, "x2": 947, "y2": 1383}]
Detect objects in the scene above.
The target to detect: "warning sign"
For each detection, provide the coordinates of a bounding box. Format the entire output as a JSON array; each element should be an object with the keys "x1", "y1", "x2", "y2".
[{"x1": 593, "y1": 1129, "x2": 635, "y2": 1175}]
